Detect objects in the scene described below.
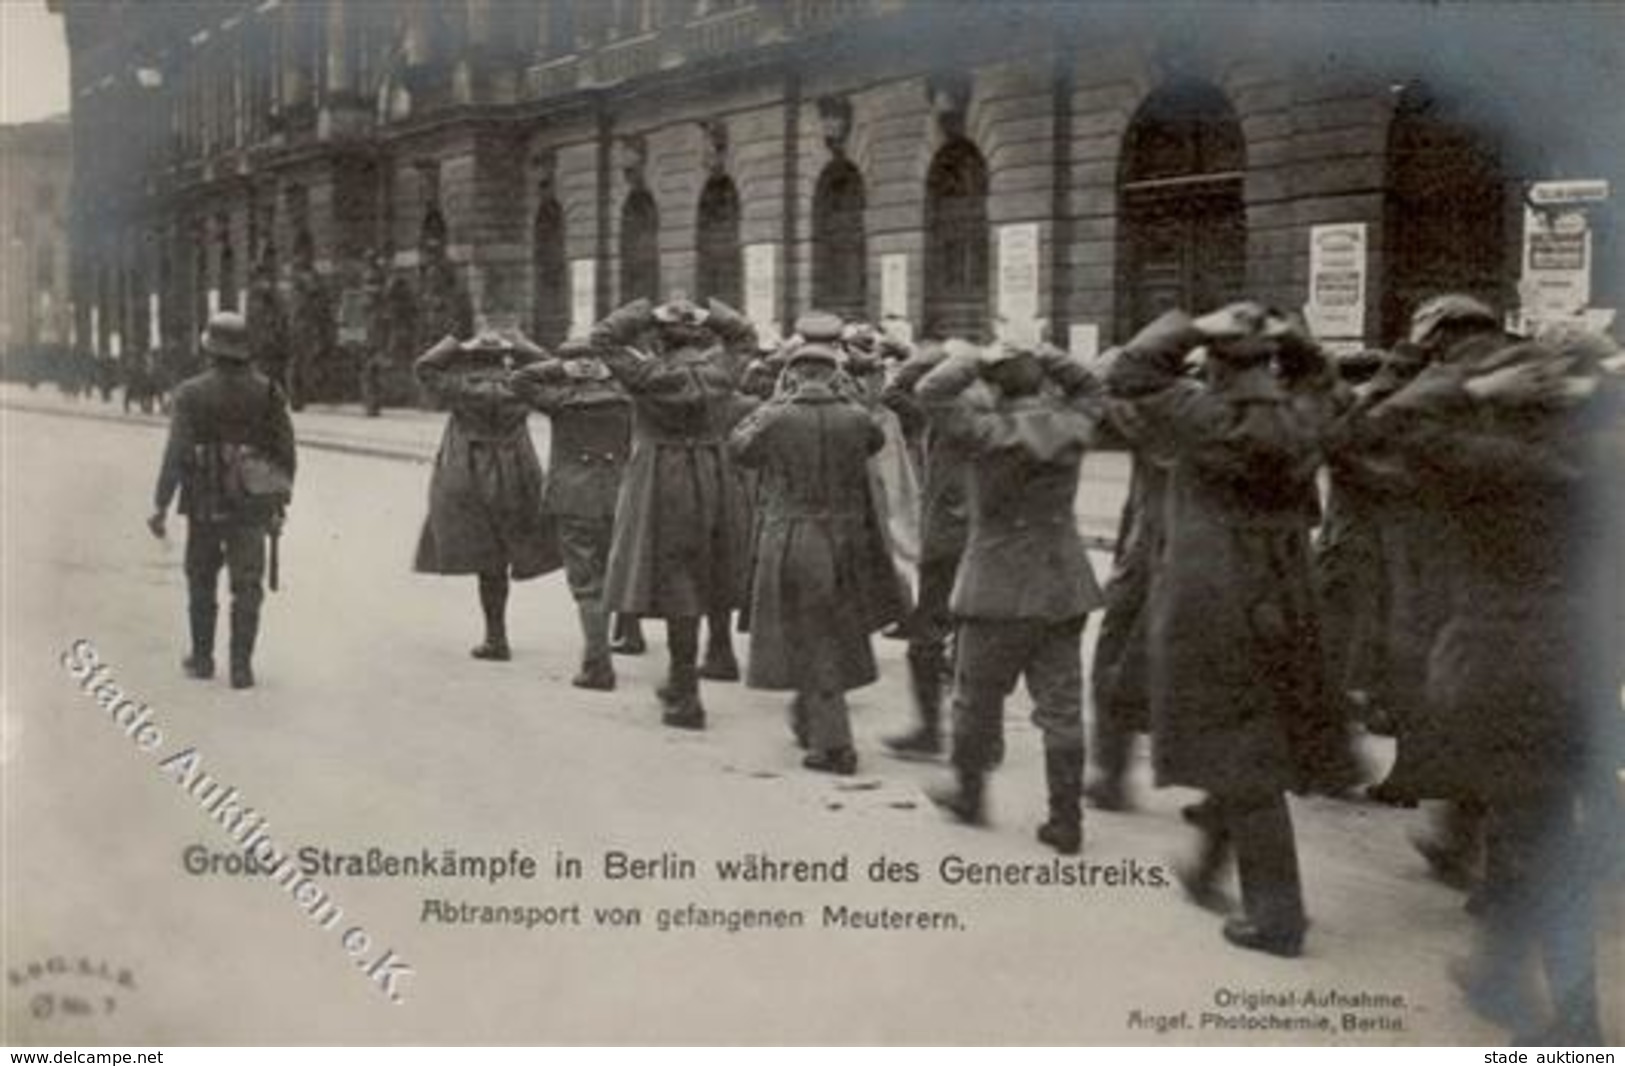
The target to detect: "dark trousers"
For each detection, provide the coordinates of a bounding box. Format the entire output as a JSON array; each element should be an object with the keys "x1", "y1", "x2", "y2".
[
  {"x1": 1199, "y1": 791, "x2": 1307, "y2": 935},
  {"x1": 1478, "y1": 784, "x2": 1600, "y2": 1037},
  {"x1": 557, "y1": 516, "x2": 614, "y2": 603},
  {"x1": 950, "y1": 615, "x2": 1086, "y2": 772},
  {"x1": 185, "y1": 519, "x2": 267, "y2": 659},
  {"x1": 360, "y1": 356, "x2": 385, "y2": 416},
  {"x1": 908, "y1": 556, "x2": 959, "y2": 650},
  {"x1": 1089, "y1": 565, "x2": 1150, "y2": 784},
  {"x1": 904, "y1": 554, "x2": 959, "y2": 723},
  {"x1": 802, "y1": 689, "x2": 853, "y2": 752}
]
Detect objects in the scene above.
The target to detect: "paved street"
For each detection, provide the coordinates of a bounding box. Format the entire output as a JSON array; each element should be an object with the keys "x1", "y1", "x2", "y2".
[{"x1": 2, "y1": 398, "x2": 1617, "y2": 1044}]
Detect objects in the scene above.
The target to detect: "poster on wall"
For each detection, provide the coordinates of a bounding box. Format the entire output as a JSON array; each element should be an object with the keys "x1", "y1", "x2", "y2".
[
  {"x1": 996, "y1": 222, "x2": 1042, "y2": 344},
  {"x1": 880, "y1": 252, "x2": 909, "y2": 321},
  {"x1": 744, "y1": 243, "x2": 778, "y2": 340},
  {"x1": 1521, "y1": 205, "x2": 1592, "y2": 318},
  {"x1": 1305, "y1": 223, "x2": 1367, "y2": 342},
  {"x1": 569, "y1": 258, "x2": 597, "y2": 338},
  {"x1": 1068, "y1": 322, "x2": 1100, "y2": 362}
]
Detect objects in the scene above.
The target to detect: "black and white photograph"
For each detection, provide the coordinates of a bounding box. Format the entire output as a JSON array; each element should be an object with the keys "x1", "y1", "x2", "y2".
[{"x1": 1, "y1": 0, "x2": 1622, "y2": 1049}]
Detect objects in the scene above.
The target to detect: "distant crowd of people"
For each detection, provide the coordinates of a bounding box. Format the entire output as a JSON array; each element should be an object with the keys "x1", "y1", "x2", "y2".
[{"x1": 7, "y1": 345, "x2": 185, "y2": 413}]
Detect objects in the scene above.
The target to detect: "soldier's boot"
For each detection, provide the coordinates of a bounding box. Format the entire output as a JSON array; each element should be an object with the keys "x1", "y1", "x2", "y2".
[
  {"x1": 1174, "y1": 800, "x2": 1234, "y2": 914},
  {"x1": 1084, "y1": 715, "x2": 1134, "y2": 811},
  {"x1": 572, "y1": 602, "x2": 616, "y2": 692},
  {"x1": 927, "y1": 763, "x2": 987, "y2": 826},
  {"x1": 697, "y1": 608, "x2": 740, "y2": 682},
  {"x1": 658, "y1": 618, "x2": 706, "y2": 730},
  {"x1": 788, "y1": 693, "x2": 810, "y2": 748},
  {"x1": 229, "y1": 604, "x2": 259, "y2": 690},
  {"x1": 184, "y1": 603, "x2": 217, "y2": 680},
  {"x1": 610, "y1": 615, "x2": 646, "y2": 656},
  {"x1": 1037, "y1": 745, "x2": 1085, "y2": 855},
  {"x1": 1411, "y1": 799, "x2": 1485, "y2": 892},
  {"x1": 471, "y1": 573, "x2": 511, "y2": 661},
  {"x1": 1222, "y1": 796, "x2": 1307, "y2": 957},
  {"x1": 883, "y1": 645, "x2": 945, "y2": 759}
]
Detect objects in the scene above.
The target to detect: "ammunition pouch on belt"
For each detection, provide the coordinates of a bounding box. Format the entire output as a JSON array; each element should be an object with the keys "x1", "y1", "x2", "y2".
[{"x1": 189, "y1": 443, "x2": 292, "y2": 523}]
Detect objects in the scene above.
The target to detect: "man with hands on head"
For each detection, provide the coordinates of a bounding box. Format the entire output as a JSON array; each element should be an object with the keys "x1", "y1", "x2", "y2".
[{"x1": 918, "y1": 336, "x2": 1106, "y2": 856}]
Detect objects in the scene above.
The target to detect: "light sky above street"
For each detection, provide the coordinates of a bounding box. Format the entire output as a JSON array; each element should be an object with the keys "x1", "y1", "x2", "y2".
[{"x1": 1, "y1": 0, "x2": 69, "y2": 124}]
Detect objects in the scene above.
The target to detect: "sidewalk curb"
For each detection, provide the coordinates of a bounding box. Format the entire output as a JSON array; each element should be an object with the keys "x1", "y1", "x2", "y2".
[
  {"x1": 1, "y1": 397, "x2": 1117, "y2": 548},
  {"x1": 0, "y1": 398, "x2": 433, "y2": 465}
]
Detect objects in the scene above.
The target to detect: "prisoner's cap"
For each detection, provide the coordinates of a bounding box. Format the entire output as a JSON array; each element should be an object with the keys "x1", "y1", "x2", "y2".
[
  {"x1": 841, "y1": 321, "x2": 881, "y2": 353},
  {"x1": 785, "y1": 342, "x2": 842, "y2": 368},
  {"x1": 555, "y1": 336, "x2": 596, "y2": 360},
  {"x1": 1409, "y1": 294, "x2": 1498, "y2": 347},
  {"x1": 653, "y1": 298, "x2": 709, "y2": 327},
  {"x1": 793, "y1": 310, "x2": 846, "y2": 346}
]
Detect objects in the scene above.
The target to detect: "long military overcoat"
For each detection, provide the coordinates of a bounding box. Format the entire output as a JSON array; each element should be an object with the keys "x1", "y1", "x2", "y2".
[
  {"x1": 1107, "y1": 314, "x2": 1356, "y2": 798},
  {"x1": 730, "y1": 386, "x2": 908, "y2": 691},
  {"x1": 593, "y1": 300, "x2": 756, "y2": 618},
  {"x1": 412, "y1": 343, "x2": 561, "y2": 579},
  {"x1": 1368, "y1": 357, "x2": 1622, "y2": 801}
]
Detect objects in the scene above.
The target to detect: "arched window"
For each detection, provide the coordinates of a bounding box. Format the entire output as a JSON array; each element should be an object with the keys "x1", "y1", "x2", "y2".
[
  {"x1": 1118, "y1": 81, "x2": 1246, "y2": 334},
  {"x1": 1382, "y1": 90, "x2": 1505, "y2": 342},
  {"x1": 924, "y1": 137, "x2": 989, "y2": 339},
  {"x1": 532, "y1": 197, "x2": 568, "y2": 344},
  {"x1": 695, "y1": 174, "x2": 741, "y2": 307},
  {"x1": 620, "y1": 189, "x2": 660, "y2": 304},
  {"x1": 812, "y1": 159, "x2": 867, "y2": 319}
]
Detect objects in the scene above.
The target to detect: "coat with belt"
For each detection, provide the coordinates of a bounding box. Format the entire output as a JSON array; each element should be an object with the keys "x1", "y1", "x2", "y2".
[
  {"x1": 156, "y1": 361, "x2": 298, "y2": 525},
  {"x1": 511, "y1": 364, "x2": 632, "y2": 521},
  {"x1": 1107, "y1": 313, "x2": 1354, "y2": 798},
  {"x1": 593, "y1": 299, "x2": 757, "y2": 617},
  {"x1": 730, "y1": 384, "x2": 907, "y2": 691},
  {"x1": 1367, "y1": 357, "x2": 1623, "y2": 801},
  {"x1": 412, "y1": 342, "x2": 561, "y2": 579},
  {"x1": 916, "y1": 349, "x2": 1105, "y2": 623}
]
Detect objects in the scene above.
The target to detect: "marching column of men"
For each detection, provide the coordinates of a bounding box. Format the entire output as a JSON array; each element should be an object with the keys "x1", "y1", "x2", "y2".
[{"x1": 154, "y1": 284, "x2": 1621, "y2": 1045}]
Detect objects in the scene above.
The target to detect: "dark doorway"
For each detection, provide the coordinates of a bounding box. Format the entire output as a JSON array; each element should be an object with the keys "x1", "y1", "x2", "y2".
[
  {"x1": 695, "y1": 175, "x2": 741, "y2": 307},
  {"x1": 1118, "y1": 81, "x2": 1247, "y2": 335},
  {"x1": 1383, "y1": 90, "x2": 1506, "y2": 343},
  {"x1": 812, "y1": 159, "x2": 867, "y2": 320},
  {"x1": 620, "y1": 189, "x2": 660, "y2": 304},
  {"x1": 532, "y1": 197, "x2": 568, "y2": 345},
  {"x1": 924, "y1": 137, "x2": 989, "y2": 339}
]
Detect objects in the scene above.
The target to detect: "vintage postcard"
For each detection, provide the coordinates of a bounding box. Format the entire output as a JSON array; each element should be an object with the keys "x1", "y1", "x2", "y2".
[{"x1": 2, "y1": 0, "x2": 1620, "y2": 1047}]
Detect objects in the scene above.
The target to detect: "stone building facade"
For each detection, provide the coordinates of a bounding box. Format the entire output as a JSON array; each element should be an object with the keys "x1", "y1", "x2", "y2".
[
  {"x1": 0, "y1": 117, "x2": 73, "y2": 363},
  {"x1": 57, "y1": 0, "x2": 1622, "y2": 397}
]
